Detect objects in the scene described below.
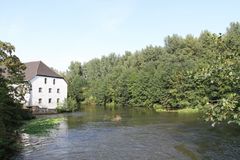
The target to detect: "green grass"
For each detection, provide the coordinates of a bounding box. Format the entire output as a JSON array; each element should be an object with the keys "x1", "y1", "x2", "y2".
[
  {"x1": 21, "y1": 117, "x2": 64, "y2": 135},
  {"x1": 176, "y1": 108, "x2": 199, "y2": 113},
  {"x1": 153, "y1": 104, "x2": 199, "y2": 113}
]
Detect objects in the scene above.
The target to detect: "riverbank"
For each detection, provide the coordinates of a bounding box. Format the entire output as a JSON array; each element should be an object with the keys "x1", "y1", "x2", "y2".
[{"x1": 153, "y1": 105, "x2": 199, "y2": 114}]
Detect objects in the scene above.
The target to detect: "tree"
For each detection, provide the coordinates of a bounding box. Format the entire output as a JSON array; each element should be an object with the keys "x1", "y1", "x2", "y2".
[
  {"x1": 66, "y1": 22, "x2": 240, "y2": 126},
  {"x1": 63, "y1": 61, "x2": 87, "y2": 110},
  {"x1": 0, "y1": 41, "x2": 29, "y2": 159},
  {"x1": 190, "y1": 26, "x2": 240, "y2": 126}
]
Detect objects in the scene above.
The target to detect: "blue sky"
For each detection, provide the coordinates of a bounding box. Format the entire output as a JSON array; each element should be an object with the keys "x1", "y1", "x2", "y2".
[{"x1": 1, "y1": 0, "x2": 240, "y2": 71}]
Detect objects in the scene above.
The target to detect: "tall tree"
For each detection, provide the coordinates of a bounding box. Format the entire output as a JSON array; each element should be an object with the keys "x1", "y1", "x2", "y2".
[
  {"x1": 0, "y1": 41, "x2": 29, "y2": 159},
  {"x1": 66, "y1": 22, "x2": 240, "y2": 126}
]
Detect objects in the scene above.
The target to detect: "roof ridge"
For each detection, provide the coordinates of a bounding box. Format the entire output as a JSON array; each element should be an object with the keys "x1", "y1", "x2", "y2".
[{"x1": 24, "y1": 60, "x2": 41, "y2": 64}]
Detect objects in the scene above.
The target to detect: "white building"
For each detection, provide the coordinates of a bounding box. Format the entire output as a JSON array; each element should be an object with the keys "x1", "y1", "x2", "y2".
[{"x1": 24, "y1": 61, "x2": 67, "y2": 110}]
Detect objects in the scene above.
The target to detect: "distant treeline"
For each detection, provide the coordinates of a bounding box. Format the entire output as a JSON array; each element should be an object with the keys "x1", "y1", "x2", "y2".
[{"x1": 60, "y1": 22, "x2": 240, "y2": 126}]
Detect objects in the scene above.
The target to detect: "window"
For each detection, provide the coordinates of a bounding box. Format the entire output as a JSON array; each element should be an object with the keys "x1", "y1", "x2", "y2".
[
  {"x1": 57, "y1": 88, "x2": 60, "y2": 93},
  {"x1": 57, "y1": 98, "x2": 60, "y2": 103},
  {"x1": 48, "y1": 98, "x2": 52, "y2": 103},
  {"x1": 44, "y1": 78, "x2": 47, "y2": 84},
  {"x1": 53, "y1": 79, "x2": 55, "y2": 85},
  {"x1": 38, "y1": 98, "x2": 42, "y2": 104},
  {"x1": 49, "y1": 88, "x2": 52, "y2": 93},
  {"x1": 39, "y1": 87, "x2": 42, "y2": 93}
]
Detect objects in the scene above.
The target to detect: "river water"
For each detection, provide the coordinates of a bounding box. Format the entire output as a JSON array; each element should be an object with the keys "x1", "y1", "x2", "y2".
[{"x1": 15, "y1": 106, "x2": 240, "y2": 160}]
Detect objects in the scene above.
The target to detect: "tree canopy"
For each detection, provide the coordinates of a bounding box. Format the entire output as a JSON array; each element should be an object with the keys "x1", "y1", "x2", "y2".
[
  {"x1": 64, "y1": 22, "x2": 240, "y2": 126},
  {"x1": 0, "y1": 41, "x2": 30, "y2": 159}
]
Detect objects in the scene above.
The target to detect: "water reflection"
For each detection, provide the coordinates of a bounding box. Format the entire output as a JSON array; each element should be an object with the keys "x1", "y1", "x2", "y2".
[{"x1": 15, "y1": 106, "x2": 240, "y2": 160}]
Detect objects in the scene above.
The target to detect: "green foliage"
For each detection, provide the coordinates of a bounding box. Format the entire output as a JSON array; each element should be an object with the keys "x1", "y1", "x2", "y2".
[
  {"x1": 68, "y1": 75, "x2": 85, "y2": 103},
  {"x1": 0, "y1": 40, "x2": 31, "y2": 159},
  {"x1": 56, "y1": 97, "x2": 78, "y2": 112},
  {"x1": 64, "y1": 22, "x2": 240, "y2": 126},
  {"x1": 153, "y1": 104, "x2": 199, "y2": 113},
  {"x1": 188, "y1": 24, "x2": 240, "y2": 126},
  {"x1": 21, "y1": 117, "x2": 64, "y2": 135},
  {"x1": 60, "y1": 61, "x2": 87, "y2": 110}
]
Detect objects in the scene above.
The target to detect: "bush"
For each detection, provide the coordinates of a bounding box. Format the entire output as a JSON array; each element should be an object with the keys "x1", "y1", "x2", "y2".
[{"x1": 56, "y1": 98, "x2": 79, "y2": 112}]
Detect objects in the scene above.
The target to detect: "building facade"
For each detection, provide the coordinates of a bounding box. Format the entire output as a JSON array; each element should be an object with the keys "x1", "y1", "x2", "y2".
[{"x1": 24, "y1": 61, "x2": 67, "y2": 109}]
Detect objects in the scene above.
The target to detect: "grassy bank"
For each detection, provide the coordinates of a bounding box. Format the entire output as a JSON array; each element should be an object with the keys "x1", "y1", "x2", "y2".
[
  {"x1": 153, "y1": 105, "x2": 199, "y2": 113},
  {"x1": 21, "y1": 117, "x2": 64, "y2": 135}
]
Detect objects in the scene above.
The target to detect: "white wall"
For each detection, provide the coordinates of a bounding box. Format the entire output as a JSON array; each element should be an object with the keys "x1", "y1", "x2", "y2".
[{"x1": 26, "y1": 76, "x2": 67, "y2": 109}]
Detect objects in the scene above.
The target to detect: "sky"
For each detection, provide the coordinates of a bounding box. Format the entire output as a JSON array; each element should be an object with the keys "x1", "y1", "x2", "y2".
[{"x1": 1, "y1": 0, "x2": 240, "y2": 71}]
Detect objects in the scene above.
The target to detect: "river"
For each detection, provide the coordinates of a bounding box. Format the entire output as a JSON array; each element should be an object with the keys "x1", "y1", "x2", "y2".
[{"x1": 14, "y1": 106, "x2": 240, "y2": 160}]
